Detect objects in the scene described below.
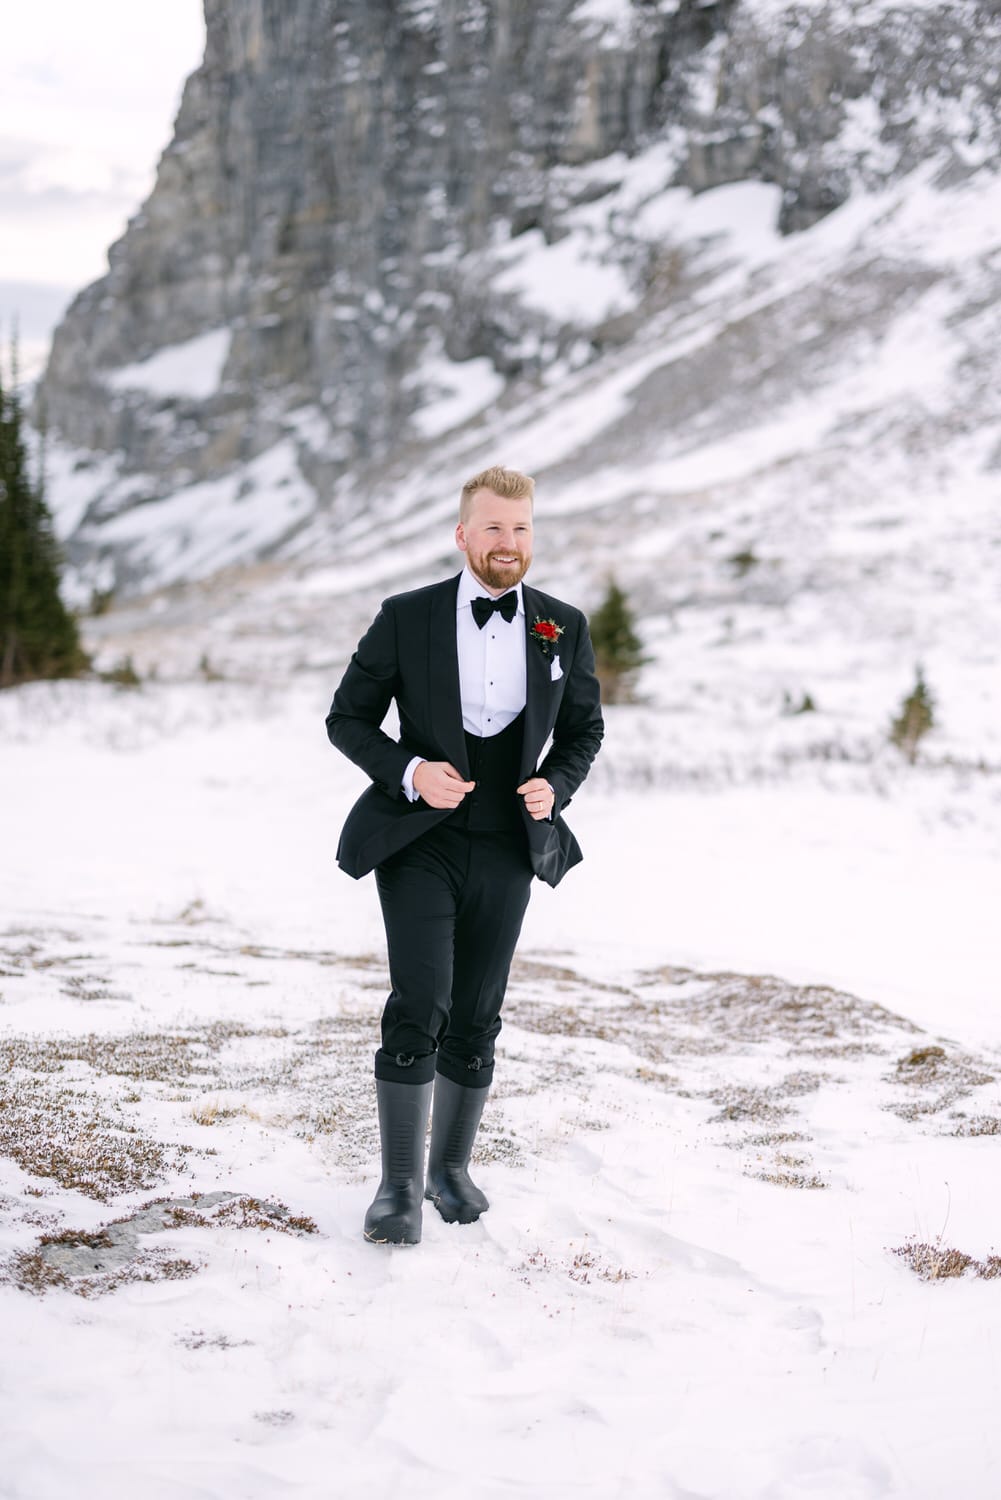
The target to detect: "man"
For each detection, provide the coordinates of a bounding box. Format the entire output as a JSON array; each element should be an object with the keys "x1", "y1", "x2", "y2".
[{"x1": 325, "y1": 464, "x2": 603, "y2": 1244}]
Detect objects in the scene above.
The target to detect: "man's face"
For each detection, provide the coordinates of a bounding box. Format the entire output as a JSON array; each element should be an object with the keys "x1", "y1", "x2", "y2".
[{"x1": 456, "y1": 489, "x2": 534, "y2": 594}]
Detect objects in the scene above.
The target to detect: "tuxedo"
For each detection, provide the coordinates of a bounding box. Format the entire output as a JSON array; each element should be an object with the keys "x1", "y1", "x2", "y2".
[
  {"x1": 325, "y1": 569, "x2": 603, "y2": 1094},
  {"x1": 326, "y1": 572, "x2": 604, "y2": 889}
]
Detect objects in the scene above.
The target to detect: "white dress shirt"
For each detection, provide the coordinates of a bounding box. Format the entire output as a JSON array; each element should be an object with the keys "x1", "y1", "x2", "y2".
[{"x1": 402, "y1": 566, "x2": 527, "y2": 800}]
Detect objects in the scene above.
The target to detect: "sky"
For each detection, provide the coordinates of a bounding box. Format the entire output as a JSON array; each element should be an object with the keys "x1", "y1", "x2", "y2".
[{"x1": 0, "y1": 2, "x2": 206, "y2": 377}]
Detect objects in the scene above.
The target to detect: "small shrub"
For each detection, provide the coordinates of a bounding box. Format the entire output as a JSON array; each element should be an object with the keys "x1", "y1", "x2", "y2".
[
  {"x1": 588, "y1": 578, "x2": 648, "y2": 704},
  {"x1": 102, "y1": 654, "x2": 141, "y2": 688},
  {"x1": 198, "y1": 652, "x2": 223, "y2": 681},
  {"x1": 782, "y1": 690, "x2": 817, "y2": 715},
  {"x1": 728, "y1": 546, "x2": 759, "y2": 576},
  {"x1": 890, "y1": 665, "x2": 935, "y2": 763}
]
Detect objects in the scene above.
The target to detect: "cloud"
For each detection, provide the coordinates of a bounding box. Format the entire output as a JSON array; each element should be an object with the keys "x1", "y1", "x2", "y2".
[{"x1": 0, "y1": 2, "x2": 204, "y2": 286}]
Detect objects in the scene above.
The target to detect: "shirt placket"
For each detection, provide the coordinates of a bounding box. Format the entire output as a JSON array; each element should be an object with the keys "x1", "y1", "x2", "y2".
[{"x1": 481, "y1": 617, "x2": 500, "y2": 734}]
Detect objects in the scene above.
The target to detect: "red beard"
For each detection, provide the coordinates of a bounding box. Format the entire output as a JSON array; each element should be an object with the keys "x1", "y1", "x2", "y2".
[{"x1": 467, "y1": 549, "x2": 532, "y2": 591}]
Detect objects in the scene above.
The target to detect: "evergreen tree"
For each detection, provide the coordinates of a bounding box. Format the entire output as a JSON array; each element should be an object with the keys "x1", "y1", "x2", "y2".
[
  {"x1": 0, "y1": 339, "x2": 88, "y2": 688},
  {"x1": 889, "y1": 664, "x2": 936, "y2": 764},
  {"x1": 588, "y1": 578, "x2": 648, "y2": 704}
]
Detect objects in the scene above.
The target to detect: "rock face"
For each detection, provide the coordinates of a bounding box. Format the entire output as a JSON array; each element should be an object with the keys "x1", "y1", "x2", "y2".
[{"x1": 34, "y1": 0, "x2": 1001, "y2": 593}]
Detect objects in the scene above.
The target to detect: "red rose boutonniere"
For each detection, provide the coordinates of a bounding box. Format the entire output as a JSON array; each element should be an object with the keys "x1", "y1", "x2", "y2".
[{"x1": 530, "y1": 616, "x2": 564, "y2": 660}]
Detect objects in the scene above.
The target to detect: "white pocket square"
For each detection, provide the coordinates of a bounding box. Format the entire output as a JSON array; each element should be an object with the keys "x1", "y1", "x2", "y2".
[{"x1": 550, "y1": 656, "x2": 563, "y2": 682}]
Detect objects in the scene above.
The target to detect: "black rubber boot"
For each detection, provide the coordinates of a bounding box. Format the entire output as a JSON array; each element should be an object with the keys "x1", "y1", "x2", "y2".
[
  {"x1": 363, "y1": 1078, "x2": 433, "y2": 1245},
  {"x1": 425, "y1": 1073, "x2": 490, "y2": 1225}
]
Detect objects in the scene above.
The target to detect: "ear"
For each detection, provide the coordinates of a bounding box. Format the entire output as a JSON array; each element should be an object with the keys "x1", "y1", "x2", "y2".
[{"x1": 455, "y1": 521, "x2": 468, "y2": 553}]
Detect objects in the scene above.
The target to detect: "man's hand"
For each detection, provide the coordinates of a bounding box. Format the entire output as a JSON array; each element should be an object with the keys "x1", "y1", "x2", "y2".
[
  {"x1": 413, "y1": 761, "x2": 475, "y2": 809},
  {"x1": 517, "y1": 777, "x2": 555, "y2": 821}
]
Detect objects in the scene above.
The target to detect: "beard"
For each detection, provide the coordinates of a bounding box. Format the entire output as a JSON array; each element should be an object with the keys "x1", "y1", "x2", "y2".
[{"x1": 467, "y1": 546, "x2": 532, "y2": 592}]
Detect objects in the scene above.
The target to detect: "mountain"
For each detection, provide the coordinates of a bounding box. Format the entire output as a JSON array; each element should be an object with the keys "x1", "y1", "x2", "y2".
[{"x1": 33, "y1": 1, "x2": 1000, "y2": 590}]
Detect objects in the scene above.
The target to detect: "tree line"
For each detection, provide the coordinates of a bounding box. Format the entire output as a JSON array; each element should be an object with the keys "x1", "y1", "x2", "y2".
[{"x1": 0, "y1": 340, "x2": 87, "y2": 688}]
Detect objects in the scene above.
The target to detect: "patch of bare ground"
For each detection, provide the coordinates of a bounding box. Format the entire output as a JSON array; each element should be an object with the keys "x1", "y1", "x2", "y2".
[
  {"x1": 707, "y1": 1070, "x2": 826, "y2": 1124},
  {"x1": 177, "y1": 1330, "x2": 253, "y2": 1350},
  {"x1": 0, "y1": 1075, "x2": 194, "y2": 1199},
  {"x1": 508, "y1": 959, "x2": 1001, "y2": 1187},
  {"x1": 0, "y1": 1023, "x2": 289, "y2": 1083},
  {"x1": 139, "y1": 930, "x2": 386, "y2": 974},
  {"x1": 752, "y1": 1163, "x2": 828, "y2": 1190},
  {"x1": 514, "y1": 1243, "x2": 637, "y2": 1287},
  {"x1": 0, "y1": 930, "x2": 127, "y2": 1002},
  {"x1": 884, "y1": 1044, "x2": 995, "y2": 1120},
  {"x1": 635, "y1": 966, "x2": 918, "y2": 1053},
  {"x1": 949, "y1": 1114, "x2": 1001, "y2": 1137},
  {"x1": 3, "y1": 1190, "x2": 317, "y2": 1297},
  {"x1": 510, "y1": 962, "x2": 848, "y2": 1189},
  {"x1": 720, "y1": 1130, "x2": 828, "y2": 1189},
  {"x1": 507, "y1": 963, "x2": 912, "y2": 1066},
  {"x1": 0, "y1": 1013, "x2": 385, "y2": 1195},
  {"x1": 891, "y1": 1240, "x2": 1001, "y2": 1282}
]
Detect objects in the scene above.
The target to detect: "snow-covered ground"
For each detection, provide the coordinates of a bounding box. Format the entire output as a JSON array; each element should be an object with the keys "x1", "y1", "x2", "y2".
[
  {"x1": 1, "y1": 665, "x2": 998, "y2": 1499},
  {"x1": 6, "y1": 66, "x2": 1001, "y2": 1495}
]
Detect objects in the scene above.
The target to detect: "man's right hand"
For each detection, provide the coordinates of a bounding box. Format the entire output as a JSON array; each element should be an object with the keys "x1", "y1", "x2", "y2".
[{"x1": 412, "y1": 761, "x2": 475, "y2": 809}]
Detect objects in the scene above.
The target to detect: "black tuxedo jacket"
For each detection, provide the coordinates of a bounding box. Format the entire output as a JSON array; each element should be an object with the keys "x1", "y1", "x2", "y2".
[{"x1": 325, "y1": 573, "x2": 604, "y2": 887}]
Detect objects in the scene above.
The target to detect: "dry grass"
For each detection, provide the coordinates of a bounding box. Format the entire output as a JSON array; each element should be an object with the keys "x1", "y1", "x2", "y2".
[
  {"x1": 891, "y1": 1240, "x2": 1001, "y2": 1281},
  {"x1": 0, "y1": 1009, "x2": 386, "y2": 1197},
  {"x1": 176, "y1": 1330, "x2": 253, "y2": 1350},
  {"x1": 885, "y1": 1044, "x2": 995, "y2": 1120},
  {"x1": 0, "y1": 1076, "x2": 194, "y2": 1199},
  {"x1": 514, "y1": 1244, "x2": 636, "y2": 1286},
  {"x1": 753, "y1": 1166, "x2": 828, "y2": 1190},
  {"x1": 950, "y1": 1115, "x2": 1001, "y2": 1137}
]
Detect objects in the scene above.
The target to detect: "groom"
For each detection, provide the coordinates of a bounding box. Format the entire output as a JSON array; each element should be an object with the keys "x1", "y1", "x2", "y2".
[{"x1": 325, "y1": 465, "x2": 603, "y2": 1244}]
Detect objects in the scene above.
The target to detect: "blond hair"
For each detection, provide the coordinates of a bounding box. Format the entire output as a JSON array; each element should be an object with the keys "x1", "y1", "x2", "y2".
[{"x1": 459, "y1": 464, "x2": 535, "y2": 522}]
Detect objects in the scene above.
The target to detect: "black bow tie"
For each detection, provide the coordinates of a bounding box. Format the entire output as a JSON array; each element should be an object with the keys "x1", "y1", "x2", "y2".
[{"x1": 471, "y1": 592, "x2": 518, "y2": 629}]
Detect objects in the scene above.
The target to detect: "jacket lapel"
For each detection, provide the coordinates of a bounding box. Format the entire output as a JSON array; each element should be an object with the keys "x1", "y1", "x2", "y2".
[
  {"x1": 429, "y1": 573, "x2": 470, "y2": 779},
  {"x1": 520, "y1": 583, "x2": 557, "y2": 781}
]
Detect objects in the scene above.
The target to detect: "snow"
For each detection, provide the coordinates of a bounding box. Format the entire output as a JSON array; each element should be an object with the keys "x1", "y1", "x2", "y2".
[
  {"x1": 632, "y1": 179, "x2": 783, "y2": 266},
  {"x1": 34, "y1": 441, "x2": 126, "y2": 540},
  {"x1": 5, "y1": 45, "x2": 1001, "y2": 1491},
  {"x1": 493, "y1": 225, "x2": 635, "y2": 324},
  {"x1": 0, "y1": 636, "x2": 999, "y2": 1497},
  {"x1": 58, "y1": 439, "x2": 314, "y2": 593},
  {"x1": 104, "y1": 328, "x2": 232, "y2": 400},
  {"x1": 405, "y1": 340, "x2": 506, "y2": 438}
]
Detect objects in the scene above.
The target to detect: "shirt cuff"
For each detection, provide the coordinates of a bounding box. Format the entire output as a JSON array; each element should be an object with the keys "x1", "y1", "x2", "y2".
[
  {"x1": 545, "y1": 780, "x2": 555, "y2": 821},
  {"x1": 402, "y1": 756, "x2": 425, "y2": 802}
]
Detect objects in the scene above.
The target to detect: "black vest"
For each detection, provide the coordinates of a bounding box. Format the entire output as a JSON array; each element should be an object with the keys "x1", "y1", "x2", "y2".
[{"x1": 452, "y1": 711, "x2": 526, "y2": 833}]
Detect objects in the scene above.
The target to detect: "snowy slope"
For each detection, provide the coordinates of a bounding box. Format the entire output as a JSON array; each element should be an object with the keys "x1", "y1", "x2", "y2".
[{"x1": 1, "y1": 677, "x2": 999, "y2": 1499}]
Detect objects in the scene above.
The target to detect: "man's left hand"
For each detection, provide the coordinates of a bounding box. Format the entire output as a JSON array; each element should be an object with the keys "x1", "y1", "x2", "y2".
[{"x1": 517, "y1": 777, "x2": 555, "y2": 821}]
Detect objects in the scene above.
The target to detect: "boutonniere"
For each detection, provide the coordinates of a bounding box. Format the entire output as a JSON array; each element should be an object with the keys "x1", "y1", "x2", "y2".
[{"x1": 530, "y1": 616, "x2": 564, "y2": 660}]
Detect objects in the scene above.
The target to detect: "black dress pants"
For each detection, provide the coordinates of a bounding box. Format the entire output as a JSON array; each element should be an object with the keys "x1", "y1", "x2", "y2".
[{"x1": 373, "y1": 821, "x2": 534, "y2": 1089}]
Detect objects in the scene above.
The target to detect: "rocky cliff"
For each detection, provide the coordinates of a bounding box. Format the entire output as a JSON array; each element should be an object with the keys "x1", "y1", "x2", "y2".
[{"x1": 34, "y1": 0, "x2": 1001, "y2": 597}]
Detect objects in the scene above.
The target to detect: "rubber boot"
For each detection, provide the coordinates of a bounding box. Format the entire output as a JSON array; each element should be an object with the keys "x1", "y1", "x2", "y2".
[
  {"x1": 363, "y1": 1078, "x2": 433, "y2": 1245},
  {"x1": 425, "y1": 1073, "x2": 490, "y2": 1224}
]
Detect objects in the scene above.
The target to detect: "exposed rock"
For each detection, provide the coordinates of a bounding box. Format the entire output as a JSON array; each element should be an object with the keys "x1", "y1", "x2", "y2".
[{"x1": 32, "y1": 0, "x2": 1001, "y2": 595}]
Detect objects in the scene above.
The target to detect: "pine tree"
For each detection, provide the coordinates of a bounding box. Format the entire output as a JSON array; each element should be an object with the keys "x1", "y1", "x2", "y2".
[
  {"x1": 0, "y1": 337, "x2": 89, "y2": 688},
  {"x1": 889, "y1": 665, "x2": 936, "y2": 764},
  {"x1": 588, "y1": 578, "x2": 648, "y2": 704}
]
